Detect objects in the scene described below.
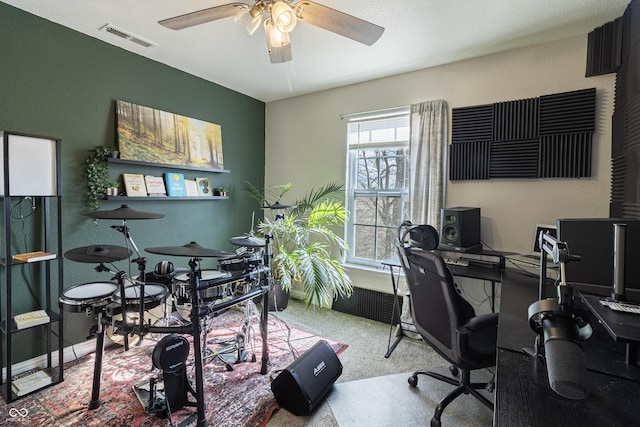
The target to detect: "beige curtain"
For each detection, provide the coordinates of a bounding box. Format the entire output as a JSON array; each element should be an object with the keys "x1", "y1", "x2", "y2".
[
  {"x1": 400, "y1": 99, "x2": 448, "y2": 337},
  {"x1": 409, "y1": 99, "x2": 448, "y2": 229}
]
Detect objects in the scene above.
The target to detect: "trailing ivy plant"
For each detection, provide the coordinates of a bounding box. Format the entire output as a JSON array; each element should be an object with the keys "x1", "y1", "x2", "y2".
[{"x1": 84, "y1": 146, "x2": 115, "y2": 210}]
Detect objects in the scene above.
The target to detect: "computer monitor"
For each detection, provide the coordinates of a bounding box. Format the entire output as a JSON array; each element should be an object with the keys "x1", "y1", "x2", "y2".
[{"x1": 556, "y1": 218, "x2": 640, "y2": 290}]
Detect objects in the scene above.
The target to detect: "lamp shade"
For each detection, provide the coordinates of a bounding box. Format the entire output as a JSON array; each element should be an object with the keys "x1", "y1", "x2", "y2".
[
  {"x1": 235, "y1": 4, "x2": 264, "y2": 36},
  {"x1": 271, "y1": 1, "x2": 297, "y2": 33},
  {"x1": 265, "y1": 17, "x2": 290, "y2": 47}
]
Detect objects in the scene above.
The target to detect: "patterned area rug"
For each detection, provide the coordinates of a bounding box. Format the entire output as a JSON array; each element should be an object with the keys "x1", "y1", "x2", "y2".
[{"x1": 1, "y1": 307, "x2": 347, "y2": 426}]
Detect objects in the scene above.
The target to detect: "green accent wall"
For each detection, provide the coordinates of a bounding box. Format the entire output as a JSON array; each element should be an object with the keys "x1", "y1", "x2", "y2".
[{"x1": 0, "y1": 3, "x2": 265, "y2": 353}]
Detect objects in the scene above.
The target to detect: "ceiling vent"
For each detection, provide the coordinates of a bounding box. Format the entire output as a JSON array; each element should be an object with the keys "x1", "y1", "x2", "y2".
[{"x1": 99, "y1": 24, "x2": 157, "y2": 48}]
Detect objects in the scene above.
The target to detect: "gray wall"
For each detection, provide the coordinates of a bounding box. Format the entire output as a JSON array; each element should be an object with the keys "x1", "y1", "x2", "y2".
[{"x1": 265, "y1": 34, "x2": 615, "y2": 310}]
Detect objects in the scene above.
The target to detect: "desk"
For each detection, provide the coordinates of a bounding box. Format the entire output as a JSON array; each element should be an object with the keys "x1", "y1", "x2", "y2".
[
  {"x1": 495, "y1": 270, "x2": 640, "y2": 426},
  {"x1": 381, "y1": 254, "x2": 503, "y2": 358},
  {"x1": 580, "y1": 293, "x2": 640, "y2": 365}
]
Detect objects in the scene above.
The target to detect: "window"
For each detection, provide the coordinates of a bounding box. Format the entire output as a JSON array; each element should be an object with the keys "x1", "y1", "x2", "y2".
[{"x1": 345, "y1": 108, "x2": 410, "y2": 268}]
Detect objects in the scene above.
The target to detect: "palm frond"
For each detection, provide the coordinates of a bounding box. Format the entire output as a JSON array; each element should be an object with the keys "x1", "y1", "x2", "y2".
[{"x1": 289, "y1": 182, "x2": 344, "y2": 219}]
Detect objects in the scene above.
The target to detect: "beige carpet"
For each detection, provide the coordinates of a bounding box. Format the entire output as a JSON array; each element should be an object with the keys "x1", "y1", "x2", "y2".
[{"x1": 326, "y1": 369, "x2": 494, "y2": 427}]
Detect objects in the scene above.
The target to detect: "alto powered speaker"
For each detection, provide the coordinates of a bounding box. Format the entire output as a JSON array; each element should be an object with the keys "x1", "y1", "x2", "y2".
[
  {"x1": 271, "y1": 340, "x2": 342, "y2": 415},
  {"x1": 440, "y1": 207, "x2": 481, "y2": 251}
]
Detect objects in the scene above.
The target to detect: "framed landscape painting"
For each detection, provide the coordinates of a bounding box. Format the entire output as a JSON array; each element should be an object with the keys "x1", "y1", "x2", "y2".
[{"x1": 116, "y1": 100, "x2": 224, "y2": 170}]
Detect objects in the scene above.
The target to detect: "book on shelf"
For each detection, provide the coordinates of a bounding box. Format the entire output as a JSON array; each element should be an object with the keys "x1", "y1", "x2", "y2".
[
  {"x1": 165, "y1": 172, "x2": 186, "y2": 197},
  {"x1": 12, "y1": 251, "x2": 56, "y2": 263},
  {"x1": 195, "y1": 177, "x2": 211, "y2": 196},
  {"x1": 11, "y1": 368, "x2": 52, "y2": 396},
  {"x1": 144, "y1": 175, "x2": 167, "y2": 196},
  {"x1": 123, "y1": 173, "x2": 148, "y2": 197},
  {"x1": 14, "y1": 309, "x2": 50, "y2": 330},
  {"x1": 184, "y1": 179, "x2": 199, "y2": 197}
]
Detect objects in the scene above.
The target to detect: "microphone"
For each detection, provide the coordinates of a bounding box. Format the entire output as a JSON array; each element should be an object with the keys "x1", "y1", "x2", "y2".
[{"x1": 542, "y1": 315, "x2": 589, "y2": 400}]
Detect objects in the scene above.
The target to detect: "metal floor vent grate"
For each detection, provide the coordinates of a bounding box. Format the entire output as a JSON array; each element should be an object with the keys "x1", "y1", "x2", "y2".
[{"x1": 100, "y1": 24, "x2": 157, "y2": 48}]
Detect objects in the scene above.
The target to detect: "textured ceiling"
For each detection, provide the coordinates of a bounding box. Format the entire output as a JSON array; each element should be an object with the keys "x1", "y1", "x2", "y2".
[{"x1": 1, "y1": 0, "x2": 630, "y2": 102}]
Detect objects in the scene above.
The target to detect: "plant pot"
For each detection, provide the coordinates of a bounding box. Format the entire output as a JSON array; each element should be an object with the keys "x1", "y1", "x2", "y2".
[
  {"x1": 110, "y1": 150, "x2": 120, "y2": 159},
  {"x1": 268, "y1": 281, "x2": 290, "y2": 311},
  {"x1": 107, "y1": 187, "x2": 119, "y2": 196}
]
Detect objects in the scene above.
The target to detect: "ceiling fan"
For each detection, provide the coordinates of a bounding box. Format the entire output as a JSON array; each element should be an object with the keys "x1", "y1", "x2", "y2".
[{"x1": 158, "y1": 1, "x2": 385, "y2": 63}]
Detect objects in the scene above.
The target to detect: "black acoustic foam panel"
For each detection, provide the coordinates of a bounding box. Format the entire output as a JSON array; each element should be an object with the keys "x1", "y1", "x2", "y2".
[{"x1": 450, "y1": 88, "x2": 595, "y2": 181}]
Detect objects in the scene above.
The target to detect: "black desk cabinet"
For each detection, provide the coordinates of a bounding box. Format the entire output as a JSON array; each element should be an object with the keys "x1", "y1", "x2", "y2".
[
  {"x1": 496, "y1": 349, "x2": 640, "y2": 427},
  {"x1": 495, "y1": 270, "x2": 640, "y2": 426}
]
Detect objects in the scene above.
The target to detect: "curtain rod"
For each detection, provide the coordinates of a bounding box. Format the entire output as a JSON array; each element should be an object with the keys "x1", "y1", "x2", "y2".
[{"x1": 339, "y1": 105, "x2": 409, "y2": 120}]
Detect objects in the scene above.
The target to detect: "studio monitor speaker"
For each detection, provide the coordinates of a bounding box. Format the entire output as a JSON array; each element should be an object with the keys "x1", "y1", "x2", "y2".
[
  {"x1": 440, "y1": 207, "x2": 481, "y2": 251},
  {"x1": 271, "y1": 340, "x2": 342, "y2": 415}
]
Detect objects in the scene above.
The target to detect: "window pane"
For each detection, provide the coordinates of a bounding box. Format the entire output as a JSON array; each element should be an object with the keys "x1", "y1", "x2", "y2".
[
  {"x1": 353, "y1": 225, "x2": 375, "y2": 259},
  {"x1": 354, "y1": 196, "x2": 377, "y2": 225},
  {"x1": 376, "y1": 227, "x2": 398, "y2": 261},
  {"x1": 356, "y1": 148, "x2": 408, "y2": 190},
  {"x1": 377, "y1": 196, "x2": 403, "y2": 227}
]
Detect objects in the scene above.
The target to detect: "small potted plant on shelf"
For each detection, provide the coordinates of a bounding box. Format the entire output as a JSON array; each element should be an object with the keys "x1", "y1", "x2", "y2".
[
  {"x1": 243, "y1": 181, "x2": 352, "y2": 309},
  {"x1": 106, "y1": 181, "x2": 120, "y2": 197},
  {"x1": 85, "y1": 146, "x2": 117, "y2": 210},
  {"x1": 214, "y1": 187, "x2": 228, "y2": 197}
]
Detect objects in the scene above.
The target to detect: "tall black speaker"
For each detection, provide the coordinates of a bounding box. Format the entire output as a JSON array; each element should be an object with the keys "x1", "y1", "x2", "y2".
[
  {"x1": 440, "y1": 207, "x2": 481, "y2": 251},
  {"x1": 271, "y1": 340, "x2": 342, "y2": 415}
]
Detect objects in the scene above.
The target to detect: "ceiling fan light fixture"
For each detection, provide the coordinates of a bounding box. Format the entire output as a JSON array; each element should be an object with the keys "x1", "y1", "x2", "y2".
[
  {"x1": 264, "y1": 17, "x2": 290, "y2": 48},
  {"x1": 271, "y1": 1, "x2": 297, "y2": 33},
  {"x1": 235, "y1": 4, "x2": 264, "y2": 36}
]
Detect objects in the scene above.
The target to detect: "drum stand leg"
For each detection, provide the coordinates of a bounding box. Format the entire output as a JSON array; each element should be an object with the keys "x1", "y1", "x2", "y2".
[
  {"x1": 116, "y1": 275, "x2": 130, "y2": 351},
  {"x1": 89, "y1": 312, "x2": 106, "y2": 410},
  {"x1": 189, "y1": 258, "x2": 207, "y2": 427},
  {"x1": 260, "y1": 289, "x2": 269, "y2": 375}
]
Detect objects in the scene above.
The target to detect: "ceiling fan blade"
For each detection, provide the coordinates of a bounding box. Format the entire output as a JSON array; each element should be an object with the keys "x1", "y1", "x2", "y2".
[
  {"x1": 159, "y1": 2, "x2": 249, "y2": 30},
  {"x1": 294, "y1": 1, "x2": 384, "y2": 46},
  {"x1": 268, "y1": 42, "x2": 293, "y2": 63}
]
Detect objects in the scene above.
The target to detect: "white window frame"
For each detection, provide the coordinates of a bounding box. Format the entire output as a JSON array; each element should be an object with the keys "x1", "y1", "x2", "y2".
[{"x1": 344, "y1": 108, "x2": 410, "y2": 268}]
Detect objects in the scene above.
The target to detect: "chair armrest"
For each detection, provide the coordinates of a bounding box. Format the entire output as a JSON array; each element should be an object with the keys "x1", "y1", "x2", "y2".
[{"x1": 462, "y1": 313, "x2": 498, "y2": 333}]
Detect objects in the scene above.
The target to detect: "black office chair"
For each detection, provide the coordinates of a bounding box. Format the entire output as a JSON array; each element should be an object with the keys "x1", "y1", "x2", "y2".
[{"x1": 396, "y1": 222, "x2": 498, "y2": 427}]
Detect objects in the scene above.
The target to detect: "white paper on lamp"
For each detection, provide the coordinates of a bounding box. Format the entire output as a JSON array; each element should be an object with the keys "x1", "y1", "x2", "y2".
[{"x1": 0, "y1": 134, "x2": 57, "y2": 196}]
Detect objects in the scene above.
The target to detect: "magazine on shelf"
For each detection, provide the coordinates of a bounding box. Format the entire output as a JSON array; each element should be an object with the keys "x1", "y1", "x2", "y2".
[
  {"x1": 184, "y1": 179, "x2": 199, "y2": 197},
  {"x1": 165, "y1": 172, "x2": 186, "y2": 197},
  {"x1": 11, "y1": 368, "x2": 52, "y2": 396},
  {"x1": 123, "y1": 173, "x2": 148, "y2": 197},
  {"x1": 144, "y1": 175, "x2": 167, "y2": 196},
  {"x1": 14, "y1": 309, "x2": 50, "y2": 330},
  {"x1": 12, "y1": 251, "x2": 56, "y2": 263},
  {"x1": 195, "y1": 177, "x2": 211, "y2": 196}
]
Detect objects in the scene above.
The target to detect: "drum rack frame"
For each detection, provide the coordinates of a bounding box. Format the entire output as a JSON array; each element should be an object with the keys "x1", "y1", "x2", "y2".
[{"x1": 88, "y1": 260, "x2": 270, "y2": 427}]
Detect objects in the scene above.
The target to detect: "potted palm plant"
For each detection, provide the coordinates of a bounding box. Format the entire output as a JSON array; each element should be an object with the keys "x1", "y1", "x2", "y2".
[{"x1": 243, "y1": 181, "x2": 352, "y2": 308}]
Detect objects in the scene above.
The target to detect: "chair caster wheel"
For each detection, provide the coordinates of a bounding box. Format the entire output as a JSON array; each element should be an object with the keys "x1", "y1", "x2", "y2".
[
  {"x1": 486, "y1": 380, "x2": 495, "y2": 393},
  {"x1": 408, "y1": 375, "x2": 418, "y2": 387},
  {"x1": 449, "y1": 365, "x2": 459, "y2": 376},
  {"x1": 431, "y1": 418, "x2": 441, "y2": 427}
]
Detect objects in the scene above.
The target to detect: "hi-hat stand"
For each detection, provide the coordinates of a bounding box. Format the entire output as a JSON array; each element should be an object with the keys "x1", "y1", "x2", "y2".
[{"x1": 203, "y1": 297, "x2": 261, "y2": 370}]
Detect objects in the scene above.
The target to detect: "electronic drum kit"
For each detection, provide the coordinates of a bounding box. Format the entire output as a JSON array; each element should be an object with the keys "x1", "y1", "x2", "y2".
[{"x1": 60, "y1": 205, "x2": 273, "y2": 426}]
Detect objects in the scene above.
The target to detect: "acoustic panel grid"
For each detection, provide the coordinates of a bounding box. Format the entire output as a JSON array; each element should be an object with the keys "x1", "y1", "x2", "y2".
[
  {"x1": 610, "y1": 0, "x2": 640, "y2": 219},
  {"x1": 449, "y1": 88, "x2": 596, "y2": 181}
]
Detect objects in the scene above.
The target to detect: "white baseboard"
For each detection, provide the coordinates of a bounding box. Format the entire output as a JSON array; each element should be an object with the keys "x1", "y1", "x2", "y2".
[{"x1": 3, "y1": 338, "x2": 111, "y2": 381}]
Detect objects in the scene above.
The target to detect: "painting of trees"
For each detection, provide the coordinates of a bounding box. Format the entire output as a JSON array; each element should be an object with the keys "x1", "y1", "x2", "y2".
[{"x1": 116, "y1": 100, "x2": 224, "y2": 170}]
